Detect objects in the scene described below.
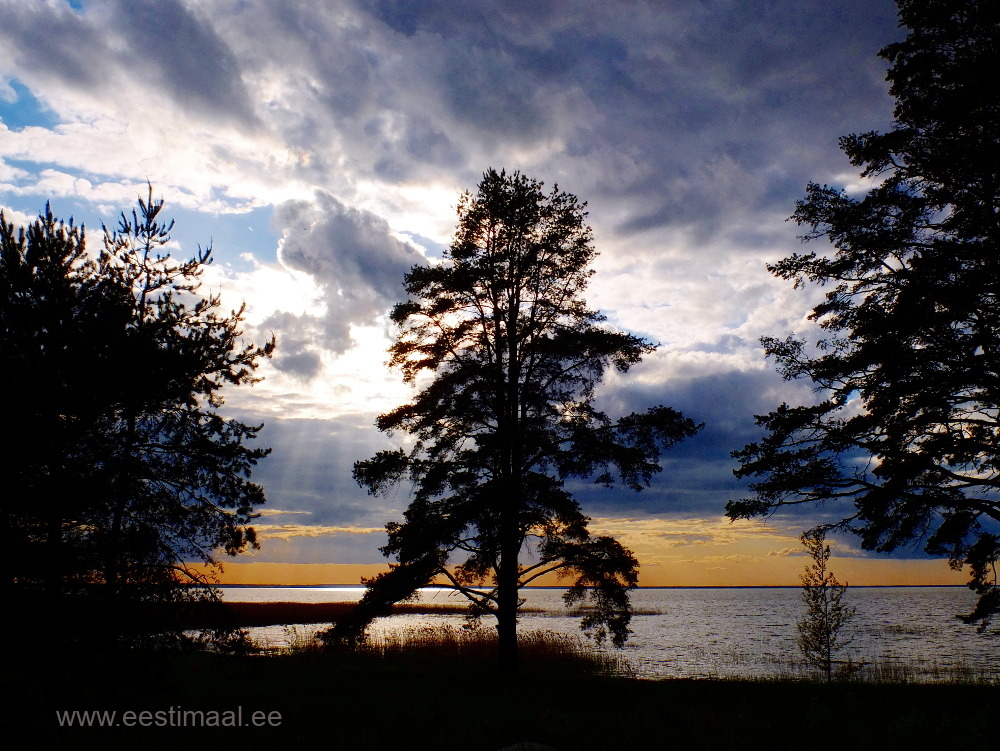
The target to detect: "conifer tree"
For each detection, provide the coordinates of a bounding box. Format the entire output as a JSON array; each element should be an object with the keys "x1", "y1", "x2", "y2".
[
  {"x1": 336, "y1": 169, "x2": 701, "y2": 670},
  {"x1": 1, "y1": 189, "x2": 273, "y2": 645},
  {"x1": 729, "y1": 0, "x2": 1000, "y2": 626}
]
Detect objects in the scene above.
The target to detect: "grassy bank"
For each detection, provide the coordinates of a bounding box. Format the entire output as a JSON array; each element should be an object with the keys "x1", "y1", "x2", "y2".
[{"x1": 5, "y1": 628, "x2": 999, "y2": 751}]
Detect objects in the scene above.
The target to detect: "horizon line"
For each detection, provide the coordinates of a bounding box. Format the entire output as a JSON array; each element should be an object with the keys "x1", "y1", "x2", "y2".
[{"x1": 216, "y1": 583, "x2": 969, "y2": 589}]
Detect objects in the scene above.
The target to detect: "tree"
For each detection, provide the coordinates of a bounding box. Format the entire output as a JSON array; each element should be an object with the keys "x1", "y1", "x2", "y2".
[
  {"x1": 728, "y1": 0, "x2": 1000, "y2": 625},
  {"x1": 1, "y1": 204, "x2": 125, "y2": 607},
  {"x1": 334, "y1": 169, "x2": 701, "y2": 670},
  {"x1": 0, "y1": 189, "x2": 274, "y2": 645},
  {"x1": 797, "y1": 529, "x2": 855, "y2": 682}
]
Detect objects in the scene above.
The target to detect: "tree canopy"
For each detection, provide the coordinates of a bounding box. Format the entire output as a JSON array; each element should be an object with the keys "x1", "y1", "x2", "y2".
[
  {"x1": 729, "y1": 0, "x2": 1000, "y2": 625},
  {"x1": 333, "y1": 168, "x2": 701, "y2": 669},
  {"x1": 0, "y1": 189, "x2": 274, "y2": 645}
]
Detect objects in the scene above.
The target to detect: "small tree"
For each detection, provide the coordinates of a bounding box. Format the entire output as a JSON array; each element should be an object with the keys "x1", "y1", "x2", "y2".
[
  {"x1": 333, "y1": 169, "x2": 701, "y2": 671},
  {"x1": 797, "y1": 528, "x2": 855, "y2": 682}
]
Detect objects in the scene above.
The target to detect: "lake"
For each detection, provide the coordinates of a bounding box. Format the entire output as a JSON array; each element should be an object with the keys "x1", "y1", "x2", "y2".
[{"x1": 220, "y1": 585, "x2": 1000, "y2": 680}]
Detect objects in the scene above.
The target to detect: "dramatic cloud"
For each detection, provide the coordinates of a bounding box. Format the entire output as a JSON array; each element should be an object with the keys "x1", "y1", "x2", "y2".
[
  {"x1": 1, "y1": 0, "x2": 937, "y2": 581},
  {"x1": 259, "y1": 311, "x2": 325, "y2": 381},
  {"x1": 273, "y1": 190, "x2": 420, "y2": 353}
]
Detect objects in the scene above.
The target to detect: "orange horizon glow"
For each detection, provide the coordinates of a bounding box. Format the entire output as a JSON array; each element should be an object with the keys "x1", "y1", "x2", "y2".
[
  {"x1": 198, "y1": 558, "x2": 970, "y2": 588},
  {"x1": 221, "y1": 515, "x2": 973, "y2": 589}
]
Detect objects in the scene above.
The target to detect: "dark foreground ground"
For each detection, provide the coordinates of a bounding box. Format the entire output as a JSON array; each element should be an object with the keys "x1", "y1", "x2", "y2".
[{"x1": 4, "y1": 643, "x2": 998, "y2": 751}]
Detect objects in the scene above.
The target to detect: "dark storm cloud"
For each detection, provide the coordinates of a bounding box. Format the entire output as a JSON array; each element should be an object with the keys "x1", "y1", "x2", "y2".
[
  {"x1": 101, "y1": 0, "x2": 256, "y2": 122},
  {"x1": 273, "y1": 190, "x2": 419, "y2": 352},
  {"x1": 0, "y1": 0, "x2": 255, "y2": 125},
  {"x1": 353, "y1": 0, "x2": 900, "y2": 239},
  {"x1": 438, "y1": 44, "x2": 549, "y2": 138},
  {"x1": 573, "y1": 367, "x2": 809, "y2": 518},
  {"x1": 0, "y1": 2, "x2": 103, "y2": 90},
  {"x1": 588, "y1": 2, "x2": 897, "y2": 237}
]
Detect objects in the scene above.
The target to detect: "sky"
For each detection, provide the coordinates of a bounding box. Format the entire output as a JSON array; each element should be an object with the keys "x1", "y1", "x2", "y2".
[{"x1": 0, "y1": 0, "x2": 967, "y2": 586}]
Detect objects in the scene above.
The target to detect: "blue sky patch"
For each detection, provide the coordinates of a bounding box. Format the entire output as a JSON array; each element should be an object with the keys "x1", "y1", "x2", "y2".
[{"x1": 0, "y1": 79, "x2": 59, "y2": 131}]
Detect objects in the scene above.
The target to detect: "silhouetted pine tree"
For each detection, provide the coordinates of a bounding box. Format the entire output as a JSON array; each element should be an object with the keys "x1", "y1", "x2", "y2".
[
  {"x1": 730, "y1": 0, "x2": 1000, "y2": 627},
  {"x1": 0, "y1": 188, "x2": 274, "y2": 647},
  {"x1": 332, "y1": 169, "x2": 701, "y2": 671}
]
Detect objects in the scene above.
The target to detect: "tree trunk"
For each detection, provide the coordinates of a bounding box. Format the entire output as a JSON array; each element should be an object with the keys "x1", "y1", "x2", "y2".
[
  {"x1": 496, "y1": 498, "x2": 520, "y2": 673},
  {"x1": 496, "y1": 586, "x2": 518, "y2": 673},
  {"x1": 496, "y1": 289, "x2": 523, "y2": 673}
]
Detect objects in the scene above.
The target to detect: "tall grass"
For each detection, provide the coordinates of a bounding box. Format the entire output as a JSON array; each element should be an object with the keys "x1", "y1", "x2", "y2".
[
  {"x1": 841, "y1": 657, "x2": 1000, "y2": 685},
  {"x1": 733, "y1": 656, "x2": 1000, "y2": 685},
  {"x1": 280, "y1": 623, "x2": 630, "y2": 676}
]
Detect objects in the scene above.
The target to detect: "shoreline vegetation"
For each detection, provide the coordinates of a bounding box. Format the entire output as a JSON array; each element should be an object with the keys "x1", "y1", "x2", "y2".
[
  {"x1": 9, "y1": 624, "x2": 999, "y2": 751},
  {"x1": 9, "y1": 594, "x2": 999, "y2": 749}
]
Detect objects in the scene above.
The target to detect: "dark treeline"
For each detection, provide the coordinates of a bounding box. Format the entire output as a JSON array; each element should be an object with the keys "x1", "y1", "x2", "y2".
[{"x1": 0, "y1": 187, "x2": 273, "y2": 650}]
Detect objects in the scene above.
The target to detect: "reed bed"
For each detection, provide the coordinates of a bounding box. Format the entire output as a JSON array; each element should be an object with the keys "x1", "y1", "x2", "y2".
[
  {"x1": 281, "y1": 623, "x2": 631, "y2": 676},
  {"x1": 841, "y1": 657, "x2": 1000, "y2": 685},
  {"x1": 719, "y1": 655, "x2": 1000, "y2": 685},
  {"x1": 11, "y1": 625, "x2": 1000, "y2": 750}
]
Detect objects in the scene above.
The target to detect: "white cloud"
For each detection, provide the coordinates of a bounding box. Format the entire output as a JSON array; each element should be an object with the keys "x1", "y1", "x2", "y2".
[
  {"x1": 0, "y1": 203, "x2": 32, "y2": 227},
  {"x1": 196, "y1": 256, "x2": 413, "y2": 420}
]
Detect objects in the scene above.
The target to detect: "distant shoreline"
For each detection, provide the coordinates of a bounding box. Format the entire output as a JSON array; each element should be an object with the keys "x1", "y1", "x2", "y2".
[{"x1": 181, "y1": 601, "x2": 502, "y2": 629}]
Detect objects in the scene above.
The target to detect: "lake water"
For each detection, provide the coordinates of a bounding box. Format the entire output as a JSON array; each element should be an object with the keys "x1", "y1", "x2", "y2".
[{"x1": 220, "y1": 586, "x2": 1000, "y2": 680}]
